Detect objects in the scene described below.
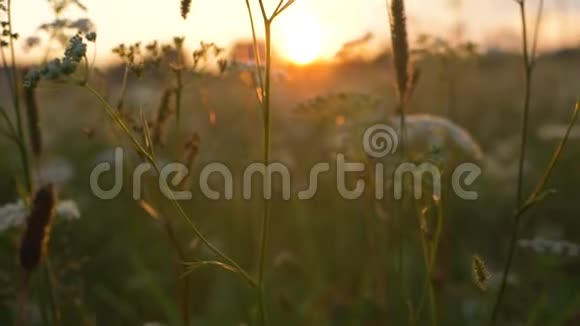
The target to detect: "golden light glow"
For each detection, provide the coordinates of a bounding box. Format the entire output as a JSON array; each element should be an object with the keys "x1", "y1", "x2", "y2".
[{"x1": 278, "y1": 13, "x2": 323, "y2": 65}]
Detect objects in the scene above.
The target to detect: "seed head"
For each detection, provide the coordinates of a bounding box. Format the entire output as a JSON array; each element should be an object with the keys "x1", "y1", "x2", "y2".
[
  {"x1": 64, "y1": 34, "x2": 87, "y2": 62},
  {"x1": 19, "y1": 185, "x2": 57, "y2": 271},
  {"x1": 471, "y1": 254, "x2": 491, "y2": 291},
  {"x1": 152, "y1": 89, "x2": 174, "y2": 146},
  {"x1": 86, "y1": 32, "x2": 97, "y2": 42},
  {"x1": 179, "y1": 133, "x2": 200, "y2": 189},
  {"x1": 181, "y1": 0, "x2": 192, "y2": 19},
  {"x1": 388, "y1": 0, "x2": 411, "y2": 103},
  {"x1": 23, "y1": 34, "x2": 90, "y2": 89},
  {"x1": 183, "y1": 133, "x2": 200, "y2": 167}
]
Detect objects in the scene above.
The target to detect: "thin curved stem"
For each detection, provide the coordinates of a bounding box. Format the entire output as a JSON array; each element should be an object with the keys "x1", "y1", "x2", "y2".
[
  {"x1": 530, "y1": 0, "x2": 545, "y2": 66},
  {"x1": 515, "y1": 0, "x2": 530, "y2": 207},
  {"x1": 491, "y1": 102, "x2": 579, "y2": 324},
  {"x1": 244, "y1": 2, "x2": 295, "y2": 324},
  {"x1": 43, "y1": 257, "x2": 61, "y2": 326},
  {"x1": 492, "y1": 0, "x2": 528, "y2": 320},
  {"x1": 256, "y1": 18, "x2": 272, "y2": 326},
  {"x1": 244, "y1": 0, "x2": 265, "y2": 93},
  {"x1": 116, "y1": 65, "x2": 130, "y2": 111},
  {"x1": 84, "y1": 84, "x2": 257, "y2": 289},
  {"x1": 491, "y1": 1, "x2": 548, "y2": 323}
]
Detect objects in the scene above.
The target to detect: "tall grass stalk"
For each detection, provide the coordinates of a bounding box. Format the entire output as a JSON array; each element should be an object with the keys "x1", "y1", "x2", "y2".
[
  {"x1": 415, "y1": 197, "x2": 443, "y2": 325},
  {"x1": 172, "y1": 38, "x2": 185, "y2": 156},
  {"x1": 0, "y1": 0, "x2": 32, "y2": 192},
  {"x1": 387, "y1": 0, "x2": 410, "y2": 154},
  {"x1": 2, "y1": 2, "x2": 60, "y2": 324},
  {"x1": 490, "y1": 101, "x2": 579, "y2": 324},
  {"x1": 490, "y1": 0, "x2": 545, "y2": 322},
  {"x1": 491, "y1": 102, "x2": 579, "y2": 324},
  {"x1": 387, "y1": 0, "x2": 418, "y2": 319},
  {"x1": 244, "y1": 1, "x2": 295, "y2": 324},
  {"x1": 115, "y1": 65, "x2": 130, "y2": 111},
  {"x1": 515, "y1": 0, "x2": 544, "y2": 206},
  {"x1": 141, "y1": 179, "x2": 192, "y2": 325},
  {"x1": 22, "y1": 24, "x2": 256, "y2": 324}
]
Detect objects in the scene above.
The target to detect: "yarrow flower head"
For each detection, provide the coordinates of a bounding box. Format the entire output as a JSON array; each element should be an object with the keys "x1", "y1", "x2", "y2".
[
  {"x1": 24, "y1": 33, "x2": 92, "y2": 89},
  {"x1": 64, "y1": 33, "x2": 87, "y2": 62},
  {"x1": 86, "y1": 31, "x2": 97, "y2": 42}
]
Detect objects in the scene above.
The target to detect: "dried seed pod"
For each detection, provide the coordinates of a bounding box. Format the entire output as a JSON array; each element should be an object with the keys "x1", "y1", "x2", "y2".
[
  {"x1": 19, "y1": 184, "x2": 57, "y2": 271},
  {"x1": 182, "y1": 132, "x2": 200, "y2": 168},
  {"x1": 178, "y1": 133, "x2": 200, "y2": 189},
  {"x1": 181, "y1": 0, "x2": 192, "y2": 19},
  {"x1": 151, "y1": 89, "x2": 174, "y2": 146}
]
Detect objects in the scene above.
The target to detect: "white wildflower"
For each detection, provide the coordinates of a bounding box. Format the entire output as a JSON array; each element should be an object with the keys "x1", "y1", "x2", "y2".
[
  {"x1": 0, "y1": 201, "x2": 26, "y2": 232},
  {"x1": 518, "y1": 236, "x2": 579, "y2": 257},
  {"x1": 34, "y1": 157, "x2": 75, "y2": 185},
  {"x1": 0, "y1": 199, "x2": 81, "y2": 232},
  {"x1": 56, "y1": 200, "x2": 81, "y2": 220},
  {"x1": 390, "y1": 114, "x2": 483, "y2": 162}
]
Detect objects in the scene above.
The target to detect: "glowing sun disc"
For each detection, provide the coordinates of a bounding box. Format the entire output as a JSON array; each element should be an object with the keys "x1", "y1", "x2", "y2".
[{"x1": 279, "y1": 14, "x2": 323, "y2": 65}]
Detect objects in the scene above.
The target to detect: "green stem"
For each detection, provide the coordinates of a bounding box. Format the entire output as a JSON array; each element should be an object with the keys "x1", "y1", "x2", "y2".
[
  {"x1": 43, "y1": 257, "x2": 61, "y2": 326},
  {"x1": 256, "y1": 17, "x2": 272, "y2": 326},
  {"x1": 141, "y1": 179, "x2": 191, "y2": 325},
  {"x1": 490, "y1": 101, "x2": 579, "y2": 325},
  {"x1": 116, "y1": 65, "x2": 130, "y2": 111},
  {"x1": 245, "y1": 2, "x2": 294, "y2": 324},
  {"x1": 415, "y1": 198, "x2": 442, "y2": 325},
  {"x1": 84, "y1": 84, "x2": 257, "y2": 289},
  {"x1": 4, "y1": 0, "x2": 32, "y2": 192},
  {"x1": 244, "y1": 0, "x2": 265, "y2": 93},
  {"x1": 174, "y1": 68, "x2": 183, "y2": 154},
  {"x1": 491, "y1": 1, "x2": 536, "y2": 322}
]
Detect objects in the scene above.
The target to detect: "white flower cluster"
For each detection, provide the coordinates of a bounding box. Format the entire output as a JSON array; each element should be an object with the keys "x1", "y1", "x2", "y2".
[
  {"x1": 0, "y1": 199, "x2": 81, "y2": 232},
  {"x1": 390, "y1": 113, "x2": 484, "y2": 162},
  {"x1": 519, "y1": 237, "x2": 579, "y2": 257}
]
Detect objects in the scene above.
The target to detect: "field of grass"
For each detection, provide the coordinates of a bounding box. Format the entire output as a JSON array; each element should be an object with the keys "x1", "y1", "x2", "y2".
[{"x1": 1, "y1": 0, "x2": 580, "y2": 325}]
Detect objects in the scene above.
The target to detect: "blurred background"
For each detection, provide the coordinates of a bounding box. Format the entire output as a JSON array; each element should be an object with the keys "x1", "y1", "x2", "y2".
[{"x1": 1, "y1": 0, "x2": 580, "y2": 325}]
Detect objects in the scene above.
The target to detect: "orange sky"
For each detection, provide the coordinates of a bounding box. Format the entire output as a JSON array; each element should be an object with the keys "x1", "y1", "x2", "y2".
[{"x1": 7, "y1": 0, "x2": 580, "y2": 64}]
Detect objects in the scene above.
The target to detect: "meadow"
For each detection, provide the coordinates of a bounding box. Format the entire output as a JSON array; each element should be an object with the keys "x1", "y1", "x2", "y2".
[{"x1": 1, "y1": 0, "x2": 579, "y2": 325}]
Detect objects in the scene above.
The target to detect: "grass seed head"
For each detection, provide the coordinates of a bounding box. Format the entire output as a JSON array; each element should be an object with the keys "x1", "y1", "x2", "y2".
[
  {"x1": 471, "y1": 254, "x2": 491, "y2": 291},
  {"x1": 183, "y1": 132, "x2": 200, "y2": 168},
  {"x1": 19, "y1": 184, "x2": 57, "y2": 271},
  {"x1": 181, "y1": 0, "x2": 192, "y2": 20},
  {"x1": 388, "y1": 0, "x2": 411, "y2": 103}
]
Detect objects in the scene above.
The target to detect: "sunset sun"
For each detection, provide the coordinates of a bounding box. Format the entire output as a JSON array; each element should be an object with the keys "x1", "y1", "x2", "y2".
[{"x1": 278, "y1": 13, "x2": 323, "y2": 65}]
